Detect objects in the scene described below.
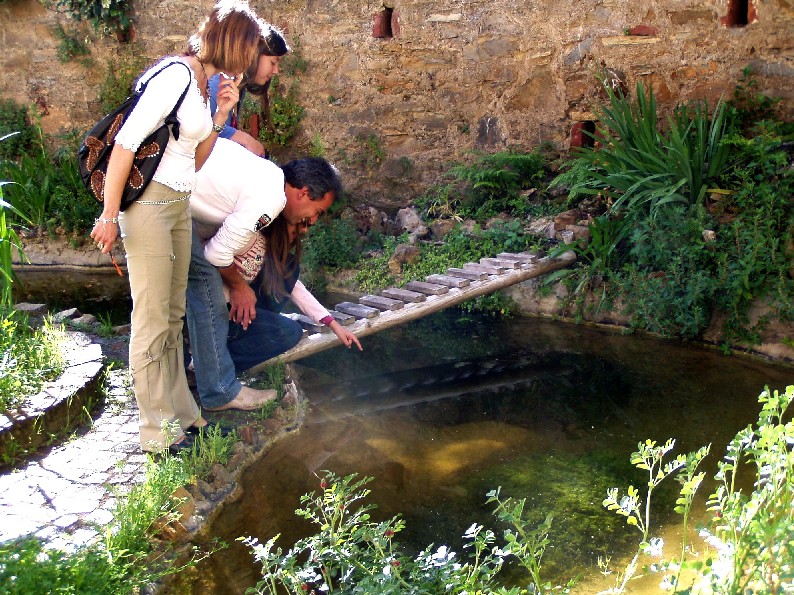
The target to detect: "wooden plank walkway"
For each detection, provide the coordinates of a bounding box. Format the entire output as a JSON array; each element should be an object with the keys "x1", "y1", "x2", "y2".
[{"x1": 246, "y1": 249, "x2": 576, "y2": 373}]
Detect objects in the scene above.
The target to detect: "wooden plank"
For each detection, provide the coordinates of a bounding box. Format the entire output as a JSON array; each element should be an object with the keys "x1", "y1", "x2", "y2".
[
  {"x1": 481, "y1": 257, "x2": 519, "y2": 269},
  {"x1": 447, "y1": 267, "x2": 488, "y2": 281},
  {"x1": 334, "y1": 301, "x2": 381, "y2": 319},
  {"x1": 382, "y1": 287, "x2": 426, "y2": 303},
  {"x1": 404, "y1": 280, "x2": 449, "y2": 295},
  {"x1": 360, "y1": 295, "x2": 404, "y2": 311},
  {"x1": 497, "y1": 252, "x2": 536, "y2": 263},
  {"x1": 464, "y1": 262, "x2": 504, "y2": 275},
  {"x1": 330, "y1": 310, "x2": 355, "y2": 326},
  {"x1": 246, "y1": 251, "x2": 577, "y2": 371},
  {"x1": 293, "y1": 314, "x2": 330, "y2": 333},
  {"x1": 425, "y1": 274, "x2": 470, "y2": 288}
]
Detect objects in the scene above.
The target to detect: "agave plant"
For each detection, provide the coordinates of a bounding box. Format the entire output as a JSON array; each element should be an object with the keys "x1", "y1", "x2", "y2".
[{"x1": 561, "y1": 81, "x2": 733, "y2": 221}]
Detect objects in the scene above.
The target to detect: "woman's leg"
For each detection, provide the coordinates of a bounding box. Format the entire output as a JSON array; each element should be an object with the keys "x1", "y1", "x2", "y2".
[
  {"x1": 227, "y1": 309, "x2": 303, "y2": 373},
  {"x1": 167, "y1": 200, "x2": 201, "y2": 431},
  {"x1": 120, "y1": 183, "x2": 199, "y2": 451}
]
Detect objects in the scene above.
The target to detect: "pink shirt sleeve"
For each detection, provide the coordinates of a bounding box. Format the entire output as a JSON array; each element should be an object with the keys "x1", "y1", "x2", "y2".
[{"x1": 289, "y1": 280, "x2": 330, "y2": 323}]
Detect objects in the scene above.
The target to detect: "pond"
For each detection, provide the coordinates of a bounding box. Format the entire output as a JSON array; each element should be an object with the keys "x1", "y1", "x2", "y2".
[{"x1": 169, "y1": 309, "x2": 793, "y2": 594}]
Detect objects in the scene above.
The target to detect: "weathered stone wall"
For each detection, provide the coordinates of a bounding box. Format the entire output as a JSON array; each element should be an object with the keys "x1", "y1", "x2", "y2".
[{"x1": 1, "y1": 0, "x2": 792, "y2": 209}]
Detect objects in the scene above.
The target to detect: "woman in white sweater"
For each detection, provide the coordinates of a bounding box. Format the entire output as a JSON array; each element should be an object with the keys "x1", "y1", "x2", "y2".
[{"x1": 90, "y1": 2, "x2": 266, "y2": 454}]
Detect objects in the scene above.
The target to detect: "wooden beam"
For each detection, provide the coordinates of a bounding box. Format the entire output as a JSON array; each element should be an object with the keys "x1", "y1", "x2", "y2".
[{"x1": 245, "y1": 251, "x2": 576, "y2": 372}]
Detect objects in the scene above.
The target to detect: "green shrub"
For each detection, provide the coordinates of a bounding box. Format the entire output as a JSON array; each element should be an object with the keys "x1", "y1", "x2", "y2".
[
  {"x1": 414, "y1": 182, "x2": 462, "y2": 222},
  {"x1": 98, "y1": 50, "x2": 148, "y2": 115},
  {"x1": 0, "y1": 314, "x2": 65, "y2": 411},
  {"x1": 711, "y1": 132, "x2": 794, "y2": 342},
  {"x1": 44, "y1": 0, "x2": 132, "y2": 34},
  {"x1": 243, "y1": 471, "x2": 578, "y2": 594},
  {"x1": 552, "y1": 81, "x2": 733, "y2": 222},
  {"x1": 447, "y1": 149, "x2": 547, "y2": 221},
  {"x1": 727, "y1": 65, "x2": 784, "y2": 133},
  {"x1": 0, "y1": 152, "x2": 27, "y2": 310},
  {"x1": 259, "y1": 76, "x2": 305, "y2": 148},
  {"x1": 52, "y1": 23, "x2": 92, "y2": 63},
  {"x1": 49, "y1": 138, "x2": 100, "y2": 233},
  {"x1": 549, "y1": 72, "x2": 792, "y2": 345},
  {"x1": 0, "y1": 100, "x2": 36, "y2": 160},
  {"x1": 303, "y1": 217, "x2": 361, "y2": 270},
  {"x1": 300, "y1": 217, "x2": 362, "y2": 291},
  {"x1": 0, "y1": 128, "x2": 96, "y2": 233}
]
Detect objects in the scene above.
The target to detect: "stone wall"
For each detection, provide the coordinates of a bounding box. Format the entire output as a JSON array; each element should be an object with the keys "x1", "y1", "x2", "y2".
[{"x1": 1, "y1": 0, "x2": 792, "y2": 209}]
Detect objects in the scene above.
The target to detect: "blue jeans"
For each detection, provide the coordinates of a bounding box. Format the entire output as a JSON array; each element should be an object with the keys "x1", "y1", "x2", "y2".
[{"x1": 186, "y1": 228, "x2": 302, "y2": 408}]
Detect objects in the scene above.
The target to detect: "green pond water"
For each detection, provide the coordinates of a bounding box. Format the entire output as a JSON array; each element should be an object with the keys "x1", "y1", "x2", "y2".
[{"x1": 170, "y1": 309, "x2": 793, "y2": 595}]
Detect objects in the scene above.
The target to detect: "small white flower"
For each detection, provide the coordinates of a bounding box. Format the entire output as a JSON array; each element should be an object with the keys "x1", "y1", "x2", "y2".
[
  {"x1": 644, "y1": 537, "x2": 664, "y2": 557},
  {"x1": 464, "y1": 523, "x2": 480, "y2": 537},
  {"x1": 659, "y1": 575, "x2": 675, "y2": 591}
]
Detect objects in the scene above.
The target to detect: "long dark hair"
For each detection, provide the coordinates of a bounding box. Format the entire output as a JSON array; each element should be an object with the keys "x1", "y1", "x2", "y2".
[
  {"x1": 243, "y1": 24, "x2": 289, "y2": 132},
  {"x1": 259, "y1": 216, "x2": 302, "y2": 301}
]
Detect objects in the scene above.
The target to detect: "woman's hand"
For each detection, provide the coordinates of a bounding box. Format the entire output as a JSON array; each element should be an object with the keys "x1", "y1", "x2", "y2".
[
  {"x1": 90, "y1": 144, "x2": 131, "y2": 253},
  {"x1": 214, "y1": 73, "x2": 241, "y2": 121},
  {"x1": 330, "y1": 321, "x2": 363, "y2": 351},
  {"x1": 90, "y1": 216, "x2": 119, "y2": 254},
  {"x1": 197, "y1": 73, "x2": 241, "y2": 170}
]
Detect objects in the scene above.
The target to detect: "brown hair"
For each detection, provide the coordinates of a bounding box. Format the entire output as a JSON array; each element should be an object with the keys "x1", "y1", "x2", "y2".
[
  {"x1": 243, "y1": 25, "x2": 290, "y2": 132},
  {"x1": 259, "y1": 217, "x2": 303, "y2": 301},
  {"x1": 188, "y1": 2, "x2": 263, "y2": 76}
]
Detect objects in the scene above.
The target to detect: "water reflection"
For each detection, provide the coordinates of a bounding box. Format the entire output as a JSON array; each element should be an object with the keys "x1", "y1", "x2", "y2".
[{"x1": 172, "y1": 312, "x2": 793, "y2": 594}]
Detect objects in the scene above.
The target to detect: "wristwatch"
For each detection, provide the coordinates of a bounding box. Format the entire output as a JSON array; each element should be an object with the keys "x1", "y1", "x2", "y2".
[{"x1": 211, "y1": 122, "x2": 224, "y2": 134}]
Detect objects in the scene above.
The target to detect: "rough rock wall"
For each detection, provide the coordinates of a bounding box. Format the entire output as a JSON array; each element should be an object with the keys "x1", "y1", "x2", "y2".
[{"x1": 1, "y1": 0, "x2": 792, "y2": 210}]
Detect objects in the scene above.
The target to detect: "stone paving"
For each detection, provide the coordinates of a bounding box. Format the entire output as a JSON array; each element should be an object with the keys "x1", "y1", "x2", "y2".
[
  {"x1": 0, "y1": 322, "x2": 304, "y2": 557},
  {"x1": 0, "y1": 362, "x2": 147, "y2": 552}
]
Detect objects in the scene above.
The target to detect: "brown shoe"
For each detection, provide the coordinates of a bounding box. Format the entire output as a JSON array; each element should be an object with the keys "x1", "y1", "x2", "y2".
[{"x1": 204, "y1": 386, "x2": 277, "y2": 411}]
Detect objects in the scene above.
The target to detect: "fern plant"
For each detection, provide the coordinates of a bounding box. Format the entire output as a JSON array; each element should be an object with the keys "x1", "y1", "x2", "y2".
[{"x1": 447, "y1": 150, "x2": 546, "y2": 221}]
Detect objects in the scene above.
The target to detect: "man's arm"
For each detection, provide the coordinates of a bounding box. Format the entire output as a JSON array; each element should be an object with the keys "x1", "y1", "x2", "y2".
[{"x1": 219, "y1": 265, "x2": 257, "y2": 330}]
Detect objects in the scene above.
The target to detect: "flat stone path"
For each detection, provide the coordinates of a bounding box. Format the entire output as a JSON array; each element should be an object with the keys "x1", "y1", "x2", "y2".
[{"x1": 0, "y1": 367, "x2": 146, "y2": 552}]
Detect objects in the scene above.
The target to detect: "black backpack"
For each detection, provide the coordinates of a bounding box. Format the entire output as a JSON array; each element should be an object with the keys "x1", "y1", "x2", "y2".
[{"x1": 78, "y1": 61, "x2": 191, "y2": 211}]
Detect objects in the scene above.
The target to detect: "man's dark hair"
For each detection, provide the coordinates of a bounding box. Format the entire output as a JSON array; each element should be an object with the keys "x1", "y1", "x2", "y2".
[{"x1": 281, "y1": 157, "x2": 343, "y2": 202}]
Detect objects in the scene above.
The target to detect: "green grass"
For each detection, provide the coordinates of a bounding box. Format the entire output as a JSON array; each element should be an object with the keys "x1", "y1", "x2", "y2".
[
  {"x1": 0, "y1": 430, "x2": 236, "y2": 594},
  {"x1": 249, "y1": 362, "x2": 287, "y2": 420},
  {"x1": 0, "y1": 313, "x2": 66, "y2": 411}
]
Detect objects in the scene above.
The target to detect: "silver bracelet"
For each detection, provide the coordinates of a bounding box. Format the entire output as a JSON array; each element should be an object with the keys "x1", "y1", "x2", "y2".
[{"x1": 95, "y1": 217, "x2": 119, "y2": 225}]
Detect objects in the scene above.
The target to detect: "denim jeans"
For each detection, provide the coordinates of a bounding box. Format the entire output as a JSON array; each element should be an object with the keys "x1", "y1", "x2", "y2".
[
  {"x1": 186, "y1": 228, "x2": 303, "y2": 408},
  {"x1": 229, "y1": 260, "x2": 303, "y2": 372}
]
